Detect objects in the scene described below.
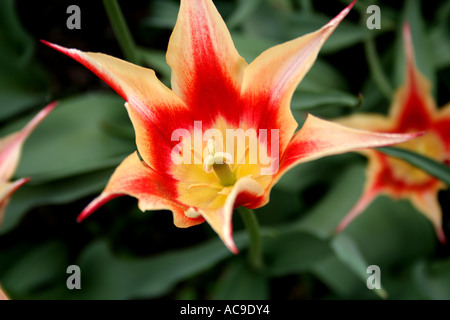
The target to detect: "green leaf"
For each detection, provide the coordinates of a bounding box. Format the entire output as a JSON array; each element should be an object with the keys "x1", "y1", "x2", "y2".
[
  {"x1": 0, "y1": 92, "x2": 135, "y2": 183},
  {"x1": 311, "y1": 254, "x2": 369, "y2": 298},
  {"x1": 293, "y1": 163, "x2": 366, "y2": 239},
  {"x1": 265, "y1": 231, "x2": 332, "y2": 276},
  {"x1": 331, "y1": 233, "x2": 388, "y2": 299},
  {"x1": 57, "y1": 235, "x2": 248, "y2": 299},
  {"x1": 429, "y1": 2, "x2": 450, "y2": 69},
  {"x1": 212, "y1": 257, "x2": 269, "y2": 299},
  {"x1": 142, "y1": 0, "x2": 178, "y2": 29},
  {"x1": 291, "y1": 90, "x2": 361, "y2": 111},
  {"x1": 0, "y1": 0, "x2": 50, "y2": 120},
  {"x1": 377, "y1": 146, "x2": 450, "y2": 186},
  {"x1": 0, "y1": 168, "x2": 114, "y2": 235},
  {"x1": 0, "y1": 241, "x2": 68, "y2": 298},
  {"x1": 226, "y1": 0, "x2": 262, "y2": 29}
]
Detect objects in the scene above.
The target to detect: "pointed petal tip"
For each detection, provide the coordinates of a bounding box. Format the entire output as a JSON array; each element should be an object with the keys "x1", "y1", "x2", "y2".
[
  {"x1": 438, "y1": 228, "x2": 447, "y2": 245},
  {"x1": 77, "y1": 193, "x2": 122, "y2": 223},
  {"x1": 327, "y1": 0, "x2": 356, "y2": 28}
]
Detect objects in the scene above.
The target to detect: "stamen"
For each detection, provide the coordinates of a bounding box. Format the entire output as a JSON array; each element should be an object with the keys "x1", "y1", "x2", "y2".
[
  {"x1": 203, "y1": 139, "x2": 236, "y2": 186},
  {"x1": 188, "y1": 183, "x2": 222, "y2": 190}
]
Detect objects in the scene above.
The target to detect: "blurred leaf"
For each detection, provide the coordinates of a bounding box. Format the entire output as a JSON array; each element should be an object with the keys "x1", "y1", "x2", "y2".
[
  {"x1": 0, "y1": 241, "x2": 68, "y2": 297},
  {"x1": 256, "y1": 188, "x2": 302, "y2": 226},
  {"x1": 394, "y1": 0, "x2": 435, "y2": 90},
  {"x1": 143, "y1": 0, "x2": 178, "y2": 29},
  {"x1": 0, "y1": 92, "x2": 134, "y2": 183},
  {"x1": 0, "y1": 0, "x2": 50, "y2": 121},
  {"x1": 291, "y1": 90, "x2": 360, "y2": 111},
  {"x1": 310, "y1": 254, "x2": 369, "y2": 298},
  {"x1": 212, "y1": 257, "x2": 269, "y2": 299},
  {"x1": 241, "y1": 2, "x2": 376, "y2": 54},
  {"x1": 412, "y1": 259, "x2": 450, "y2": 299},
  {"x1": 429, "y1": 2, "x2": 450, "y2": 69},
  {"x1": 343, "y1": 196, "x2": 437, "y2": 270},
  {"x1": 377, "y1": 146, "x2": 450, "y2": 186},
  {"x1": 331, "y1": 233, "x2": 387, "y2": 299},
  {"x1": 266, "y1": 231, "x2": 332, "y2": 276},
  {"x1": 59, "y1": 235, "x2": 247, "y2": 299},
  {"x1": 226, "y1": 0, "x2": 262, "y2": 29},
  {"x1": 293, "y1": 163, "x2": 366, "y2": 239},
  {"x1": 0, "y1": 167, "x2": 114, "y2": 235}
]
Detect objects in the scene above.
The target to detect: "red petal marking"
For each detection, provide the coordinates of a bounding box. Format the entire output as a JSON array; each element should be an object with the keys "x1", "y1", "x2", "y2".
[
  {"x1": 78, "y1": 152, "x2": 204, "y2": 228},
  {"x1": 42, "y1": 41, "x2": 198, "y2": 172},
  {"x1": 0, "y1": 102, "x2": 57, "y2": 182},
  {"x1": 433, "y1": 114, "x2": 450, "y2": 156},
  {"x1": 167, "y1": 0, "x2": 246, "y2": 126},
  {"x1": 391, "y1": 24, "x2": 435, "y2": 131}
]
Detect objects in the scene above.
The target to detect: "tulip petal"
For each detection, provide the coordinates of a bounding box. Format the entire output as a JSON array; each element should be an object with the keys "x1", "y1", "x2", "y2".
[
  {"x1": 42, "y1": 42, "x2": 194, "y2": 172},
  {"x1": 0, "y1": 178, "x2": 30, "y2": 228},
  {"x1": 434, "y1": 103, "x2": 450, "y2": 157},
  {"x1": 336, "y1": 183, "x2": 380, "y2": 233},
  {"x1": 199, "y1": 177, "x2": 264, "y2": 253},
  {"x1": 0, "y1": 284, "x2": 8, "y2": 300},
  {"x1": 0, "y1": 102, "x2": 56, "y2": 182},
  {"x1": 166, "y1": 0, "x2": 247, "y2": 124},
  {"x1": 390, "y1": 24, "x2": 437, "y2": 131},
  {"x1": 276, "y1": 114, "x2": 422, "y2": 183},
  {"x1": 78, "y1": 152, "x2": 203, "y2": 228},
  {"x1": 411, "y1": 191, "x2": 446, "y2": 244},
  {"x1": 241, "y1": 1, "x2": 355, "y2": 153}
]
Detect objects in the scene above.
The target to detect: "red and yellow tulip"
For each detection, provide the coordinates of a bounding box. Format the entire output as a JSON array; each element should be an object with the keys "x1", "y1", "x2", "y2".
[
  {"x1": 0, "y1": 103, "x2": 56, "y2": 229},
  {"x1": 337, "y1": 24, "x2": 450, "y2": 243},
  {"x1": 44, "y1": 0, "x2": 420, "y2": 253}
]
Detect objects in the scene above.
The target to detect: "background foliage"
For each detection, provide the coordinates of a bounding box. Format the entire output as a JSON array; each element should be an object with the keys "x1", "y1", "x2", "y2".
[{"x1": 0, "y1": 0, "x2": 449, "y2": 299}]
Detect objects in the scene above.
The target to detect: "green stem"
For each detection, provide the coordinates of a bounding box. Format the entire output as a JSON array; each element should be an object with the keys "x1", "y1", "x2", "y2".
[
  {"x1": 103, "y1": 0, "x2": 140, "y2": 64},
  {"x1": 238, "y1": 207, "x2": 263, "y2": 271},
  {"x1": 364, "y1": 37, "x2": 393, "y2": 100}
]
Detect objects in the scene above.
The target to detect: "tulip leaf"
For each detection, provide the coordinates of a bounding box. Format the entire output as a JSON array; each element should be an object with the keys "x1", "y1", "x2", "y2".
[
  {"x1": 0, "y1": 0, "x2": 50, "y2": 121},
  {"x1": 0, "y1": 241, "x2": 68, "y2": 298},
  {"x1": 265, "y1": 231, "x2": 332, "y2": 276},
  {"x1": 0, "y1": 167, "x2": 115, "y2": 235},
  {"x1": 377, "y1": 146, "x2": 450, "y2": 186},
  {"x1": 226, "y1": 0, "x2": 262, "y2": 29},
  {"x1": 293, "y1": 163, "x2": 367, "y2": 239},
  {"x1": 331, "y1": 233, "x2": 388, "y2": 299},
  {"x1": 429, "y1": 2, "x2": 450, "y2": 69},
  {"x1": 142, "y1": 0, "x2": 178, "y2": 29},
  {"x1": 212, "y1": 257, "x2": 269, "y2": 299},
  {"x1": 0, "y1": 92, "x2": 135, "y2": 183},
  {"x1": 53, "y1": 235, "x2": 247, "y2": 299},
  {"x1": 291, "y1": 90, "x2": 361, "y2": 111}
]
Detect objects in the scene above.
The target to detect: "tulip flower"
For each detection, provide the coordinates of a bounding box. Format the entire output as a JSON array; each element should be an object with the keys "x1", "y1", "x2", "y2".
[
  {"x1": 336, "y1": 24, "x2": 449, "y2": 243},
  {"x1": 43, "y1": 0, "x2": 420, "y2": 253},
  {"x1": 0, "y1": 102, "x2": 57, "y2": 229}
]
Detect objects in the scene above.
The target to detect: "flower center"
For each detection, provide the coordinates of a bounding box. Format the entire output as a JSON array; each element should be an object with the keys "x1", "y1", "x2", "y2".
[{"x1": 203, "y1": 139, "x2": 236, "y2": 186}]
